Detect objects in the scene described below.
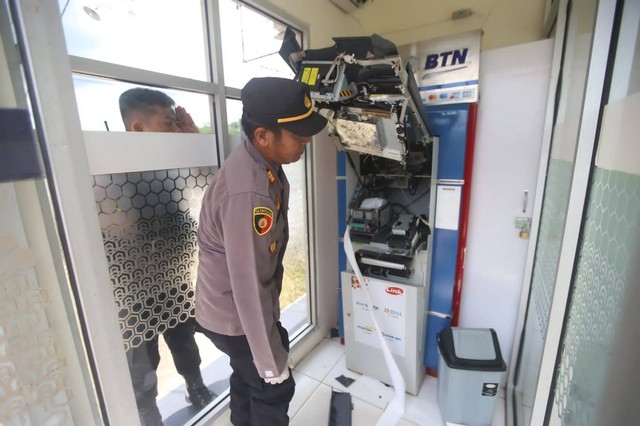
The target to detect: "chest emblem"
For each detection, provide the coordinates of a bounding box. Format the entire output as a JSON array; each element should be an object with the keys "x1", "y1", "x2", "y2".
[{"x1": 253, "y1": 207, "x2": 274, "y2": 236}]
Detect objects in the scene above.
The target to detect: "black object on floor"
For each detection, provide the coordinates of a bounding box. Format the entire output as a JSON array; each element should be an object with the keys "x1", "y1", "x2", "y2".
[
  {"x1": 329, "y1": 391, "x2": 352, "y2": 426},
  {"x1": 335, "y1": 374, "x2": 355, "y2": 387}
]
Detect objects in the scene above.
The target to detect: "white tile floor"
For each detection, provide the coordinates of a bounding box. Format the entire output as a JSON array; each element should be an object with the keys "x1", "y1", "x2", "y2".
[{"x1": 209, "y1": 337, "x2": 506, "y2": 426}]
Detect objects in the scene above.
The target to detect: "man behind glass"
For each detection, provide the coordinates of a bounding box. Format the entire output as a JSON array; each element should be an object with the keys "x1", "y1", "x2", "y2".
[{"x1": 118, "y1": 87, "x2": 214, "y2": 425}]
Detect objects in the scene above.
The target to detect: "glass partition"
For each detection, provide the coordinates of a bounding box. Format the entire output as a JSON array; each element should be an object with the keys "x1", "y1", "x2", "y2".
[
  {"x1": 92, "y1": 166, "x2": 230, "y2": 424},
  {"x1": 553, "y1": 2, "x2": 640, "y2": 423},
  {"x1": 0, "y1": 14, "x2": 101, "y2": 420},
  {"x1": 56, "y1": 0, "x2": 313, "y2": 423},
  {"x1": 514, "y1": 0, "x2": 598, "y2": 423}
]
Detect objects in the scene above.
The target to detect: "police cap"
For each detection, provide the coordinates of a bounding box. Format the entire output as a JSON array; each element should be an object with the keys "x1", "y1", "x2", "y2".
[{"x1": 241, "y1": 77, "x2": 327, "y2": 137}]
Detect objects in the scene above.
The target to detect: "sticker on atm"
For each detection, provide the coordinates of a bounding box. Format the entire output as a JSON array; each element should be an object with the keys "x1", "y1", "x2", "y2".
[
  {"x1": 385, "y1": 286, "x2": 404, "y2": 296},
  {"x1": 350, "y1": 275, "x2": 361, "y2": 289}
]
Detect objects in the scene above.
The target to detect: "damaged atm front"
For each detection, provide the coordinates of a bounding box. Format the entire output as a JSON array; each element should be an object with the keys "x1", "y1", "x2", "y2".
[{"x1": 280, "y1": 30, "x2": 438, "y2": 395}]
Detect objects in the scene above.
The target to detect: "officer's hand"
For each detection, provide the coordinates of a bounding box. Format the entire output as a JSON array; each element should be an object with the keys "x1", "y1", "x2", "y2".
[
  {"x1": 264, "y1": 367, "x2": 290, "y2": 385},
  {"x1": 175, "y1": 106, "x2": 199, "y2": 133}
]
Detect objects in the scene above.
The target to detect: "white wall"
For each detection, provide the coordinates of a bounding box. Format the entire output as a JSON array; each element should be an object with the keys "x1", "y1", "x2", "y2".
[{"x1": 458, "y1": 39, "x2": 554, "y2": 369}]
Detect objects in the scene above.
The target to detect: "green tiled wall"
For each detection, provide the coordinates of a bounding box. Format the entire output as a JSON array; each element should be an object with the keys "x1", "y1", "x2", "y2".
[{"x1": 554, "y1": 167, "x2": 640, "y2": 424}]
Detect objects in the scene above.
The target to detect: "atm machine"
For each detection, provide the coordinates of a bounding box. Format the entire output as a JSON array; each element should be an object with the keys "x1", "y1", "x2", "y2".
[{"x1": 280, "y1": 31, "x2": 438, "y2": 395}]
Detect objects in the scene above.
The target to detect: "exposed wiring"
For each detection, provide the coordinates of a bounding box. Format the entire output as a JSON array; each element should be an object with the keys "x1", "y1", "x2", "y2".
[
  {"x1": 345, "y1": 151, "x2": 364, "y2": 188},
  {"x1": 418, "y1": 215, "x2": 430, "y2": 228}
]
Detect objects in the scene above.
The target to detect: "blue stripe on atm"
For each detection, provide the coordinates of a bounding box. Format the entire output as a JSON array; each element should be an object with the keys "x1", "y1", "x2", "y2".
[
  {"x1": 338, "y1": 242, "x2": 347, "y2": 338},
  {"x1": 338, "y1": 180, "x2": 347, "y2": 235},
  {"x1": 338, "y1": 241, "x2": 347, "y2": 272},
  {"x1": 337, "y1": 151, "x2": 346, "y2": 176},
  {"x1": 425, "y1": 104, "x2": 469, "y2": 180},
  {"x1": 428, "y1": 227, "x2": 460, "y2": 312}
]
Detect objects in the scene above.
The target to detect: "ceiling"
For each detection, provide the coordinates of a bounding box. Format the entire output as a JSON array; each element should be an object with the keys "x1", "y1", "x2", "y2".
[{"x1": 327, "y1": 0, "x2": 548, "y2": 51}]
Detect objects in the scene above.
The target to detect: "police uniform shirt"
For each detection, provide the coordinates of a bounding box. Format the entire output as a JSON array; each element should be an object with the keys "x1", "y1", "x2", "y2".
[{"x1": 196, "y1": 139, "x2": 290, "y2": 379}]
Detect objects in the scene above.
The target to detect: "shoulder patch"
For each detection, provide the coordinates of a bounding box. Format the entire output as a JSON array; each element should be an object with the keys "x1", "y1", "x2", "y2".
[
  {"x1": 253, "y1": 207, "x2": 274, "y2": 236},
  {"x1": 266, "y1": 168, "x2": 276, "y2": 185}
]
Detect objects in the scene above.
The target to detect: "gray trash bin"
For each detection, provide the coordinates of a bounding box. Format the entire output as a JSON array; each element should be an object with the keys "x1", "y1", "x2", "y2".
[{"x1": 437, "y1": 327, "x2": 506, "y2": 426}]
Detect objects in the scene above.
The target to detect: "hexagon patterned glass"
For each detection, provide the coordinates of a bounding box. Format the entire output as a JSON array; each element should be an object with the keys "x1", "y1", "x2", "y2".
[{"x1": 93, "y1": 167, "x2": 214, "y2": 350}]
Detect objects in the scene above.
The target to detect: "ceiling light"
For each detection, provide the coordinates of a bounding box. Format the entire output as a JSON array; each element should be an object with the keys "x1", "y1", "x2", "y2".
[
  {"x1": 451, "y1": 8, "x2": 472, "y2": 20},
  {"x1": 83, "y1": 5, "x2": 101, "y2": 20}
]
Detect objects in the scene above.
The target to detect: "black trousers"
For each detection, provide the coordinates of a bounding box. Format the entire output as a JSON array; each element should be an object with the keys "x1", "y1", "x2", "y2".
[
  {"x1": 198, "y1": 322, "x2": 295, "y2": 426},
  {"x1": 128, "y1": 318, "x2": 202, "y2": 409}
]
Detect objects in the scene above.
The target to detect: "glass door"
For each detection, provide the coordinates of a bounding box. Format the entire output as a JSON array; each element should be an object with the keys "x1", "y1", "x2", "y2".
[
  {"x1": 11, "y1": 0, "x2": 321, "y2": 423},
  {"x1": 57, "y1": 0, "x2": 311, "y2": 424},
  {"x1": 511, "y1": 0, "x2": 620, "y2": 424},
  {"x1": 551, "y1": 1, "x2": 640, "y2": 423},
  {"x1": 0, "y1": 5, "x2": 101, "y2": 424},
  {"x1": 59, "y1": 2, "x2": 224, "y2": 423}
]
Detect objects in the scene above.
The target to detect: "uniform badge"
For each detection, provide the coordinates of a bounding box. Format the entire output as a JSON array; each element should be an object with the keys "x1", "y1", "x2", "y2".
[
  {"x1": 304, "y1": 95, "x2": 312, "y2": 108},
  {"x1": 276, "y1": 197, "x2": 281, "y2": 212},
  {"x1": 266, "y1": 168, "x2": 276, "y2": 185},
  {"x1": 253, "y1": 207, "x2": 274, "y2": 236},
  {"x1": 269, "y1": 241, "x2": 277, "y2": 254}
]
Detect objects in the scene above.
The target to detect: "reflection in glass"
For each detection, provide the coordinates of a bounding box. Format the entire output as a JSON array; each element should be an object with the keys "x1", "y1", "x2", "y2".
[
  {"x1": 93, "y1": 167, "x2": 224, "y2": 424},
  {"x1": 59, "y1": 0, "x2": 207, "y2": 80},
  {"x1": 72, "y1": 75, "x2": 213, "y2": 133},
  {"x1": 219, "y1": 0, "x2": 300, "y2": 88}
]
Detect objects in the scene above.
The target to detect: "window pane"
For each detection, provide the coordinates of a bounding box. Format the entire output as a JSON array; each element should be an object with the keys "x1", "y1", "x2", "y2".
[
  {"x1": 281, "y1": 160, "x2": 310, "y2": 337},
  {"x1": 226, "y1": 98, "x2": 244, "y2": 152},
  {"x1": 72, "y1": 75, "x2": 214, "y2": 133},
  {"x1": 59, "y1": 0, "x2": 208, "y2": 80},
  {"x1": 219, "y1": 0, "x2": 299, "y2": 88}
]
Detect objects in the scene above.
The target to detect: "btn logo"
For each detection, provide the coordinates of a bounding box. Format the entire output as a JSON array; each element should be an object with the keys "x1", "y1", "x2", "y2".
[
  {"x1": 424, "y1": 48, "x2": 468, "y2": 70},
  {"x1": 253, "y1": 207, "x2": 274, "y2": 236}
]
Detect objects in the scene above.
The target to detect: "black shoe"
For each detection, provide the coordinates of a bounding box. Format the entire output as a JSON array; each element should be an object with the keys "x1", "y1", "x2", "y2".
[
  {"x1": 138, "y1": 405, "x2": 163, "y2": 426},
  {"x1": 185, "y1": 386, "x2": 215, "y2": 408}
]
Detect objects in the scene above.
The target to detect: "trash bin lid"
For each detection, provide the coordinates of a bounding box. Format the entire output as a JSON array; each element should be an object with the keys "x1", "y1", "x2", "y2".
[{"x1": 437, "y1": 327, "x2": 507, "y2": 371}]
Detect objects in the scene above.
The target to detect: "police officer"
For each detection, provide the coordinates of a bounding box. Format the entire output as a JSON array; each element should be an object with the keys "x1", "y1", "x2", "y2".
[{"x1": 195, "y1": 77, "x2": 327, "y2": 425}]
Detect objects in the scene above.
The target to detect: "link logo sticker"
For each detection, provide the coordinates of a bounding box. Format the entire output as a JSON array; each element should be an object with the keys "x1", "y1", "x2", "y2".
[{"x1": 253, "y1": 207, "x2": 274, "y2": 236}]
